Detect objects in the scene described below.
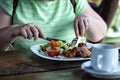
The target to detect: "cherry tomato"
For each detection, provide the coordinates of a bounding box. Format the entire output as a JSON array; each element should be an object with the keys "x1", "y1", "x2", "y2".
[
  {"x1": 49, "y1": 40, "x2": 59, "y2": 47},
  {"x1": 47, "y1": 47, "x2": 60, "y2": 57}
]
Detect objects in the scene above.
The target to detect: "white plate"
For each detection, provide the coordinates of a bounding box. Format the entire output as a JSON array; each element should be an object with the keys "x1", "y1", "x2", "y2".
[
  {"x1": 30, "y1": 43, "x2": 93, "y2": 61},
  {"x1": 81, "y1": 61, "x2": 120, "y2": 79}
]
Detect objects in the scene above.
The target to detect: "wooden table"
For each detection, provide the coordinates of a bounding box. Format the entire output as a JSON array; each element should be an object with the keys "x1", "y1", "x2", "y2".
[{"x1": 0, "y1": 47, "x2": 120, "y2": 80}]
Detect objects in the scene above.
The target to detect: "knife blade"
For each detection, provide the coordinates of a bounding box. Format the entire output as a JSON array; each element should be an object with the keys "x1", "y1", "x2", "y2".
[{"x1": 44, "y1": 37, "x2": 66, "y2": 43}]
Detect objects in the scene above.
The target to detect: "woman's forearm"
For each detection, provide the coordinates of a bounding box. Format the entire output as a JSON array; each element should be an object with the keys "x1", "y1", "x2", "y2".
[
  {"x1": 86, "y1": 16, "x2": 107, "y2": 42},
  {"x1": 82, "y1": 3, "x2": 107, "y2": 42},
  {"x1": 0, "y1": 26, "x2": 15, "y2": 51}
]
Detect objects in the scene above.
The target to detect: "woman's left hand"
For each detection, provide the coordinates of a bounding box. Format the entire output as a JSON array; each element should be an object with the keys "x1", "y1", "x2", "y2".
[{"x1": 74, "y1": 14, "x2": 89, "y2": 38}]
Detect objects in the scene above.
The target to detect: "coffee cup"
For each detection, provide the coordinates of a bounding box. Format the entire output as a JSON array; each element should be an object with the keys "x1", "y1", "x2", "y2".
[{"x1": 91, "y1": 43, "x2": 119, "y2": 73}]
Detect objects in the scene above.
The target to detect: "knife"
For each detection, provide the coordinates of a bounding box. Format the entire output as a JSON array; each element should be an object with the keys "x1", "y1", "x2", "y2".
[{"x1": 44, "y1": 37, "x2": 66, "y2": 43}]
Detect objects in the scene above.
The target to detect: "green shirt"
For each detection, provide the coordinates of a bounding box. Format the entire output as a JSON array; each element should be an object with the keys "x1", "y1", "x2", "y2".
[{"x1": 0, "y1": 0, "x2": 87, "y2": 52}]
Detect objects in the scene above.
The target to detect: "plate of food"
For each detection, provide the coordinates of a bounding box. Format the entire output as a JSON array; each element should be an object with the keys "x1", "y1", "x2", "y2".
[{"x1": 30, "y1": 40, "x2": 93, "y2": 61}]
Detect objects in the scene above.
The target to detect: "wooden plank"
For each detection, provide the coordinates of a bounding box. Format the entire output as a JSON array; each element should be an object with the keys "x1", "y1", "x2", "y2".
[{"x1": 0, "y1": 51, "x2": 86, "y2": 76}]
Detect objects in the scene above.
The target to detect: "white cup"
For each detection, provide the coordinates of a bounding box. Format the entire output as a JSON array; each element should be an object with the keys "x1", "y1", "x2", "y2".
[{"x1": 91, "y1": 43, "x2": 119, "y2": 73}]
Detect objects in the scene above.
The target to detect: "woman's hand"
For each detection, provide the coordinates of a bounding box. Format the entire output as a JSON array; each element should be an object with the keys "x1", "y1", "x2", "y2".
[
  {"x1": 74, "y1": 14, "x2": 89, "y2": 38},
  {"x1": 11, "y1": 23, "x2": 46, "y2": 40},
  {"x1": 73, "y1": 2, "x2": 107, "y2": 42}
]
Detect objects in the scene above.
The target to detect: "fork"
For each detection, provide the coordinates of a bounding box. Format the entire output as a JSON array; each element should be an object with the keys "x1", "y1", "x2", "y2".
[{"x1": 70, "y1": 36, "x2": 86, "y2": 47}]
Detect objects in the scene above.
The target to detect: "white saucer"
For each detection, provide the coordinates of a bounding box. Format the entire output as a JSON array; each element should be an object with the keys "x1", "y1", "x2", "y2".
[{"x1": 81, "y1": 61, "x2": 120, "y2": 79}]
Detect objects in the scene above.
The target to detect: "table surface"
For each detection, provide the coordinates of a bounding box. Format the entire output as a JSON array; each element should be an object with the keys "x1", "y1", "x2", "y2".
[{"x1": 0, "y1": 42, "x2": 120, "y2": 80}]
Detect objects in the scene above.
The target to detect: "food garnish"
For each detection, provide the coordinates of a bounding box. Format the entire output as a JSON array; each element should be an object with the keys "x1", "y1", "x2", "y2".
[{"x1": 40, "y1": 40, "x2": 92, "y2": 58}]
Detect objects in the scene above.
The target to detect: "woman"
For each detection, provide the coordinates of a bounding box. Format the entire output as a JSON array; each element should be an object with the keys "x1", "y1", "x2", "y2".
[{"x1": 0, "y1": 0, "x2": 107, "y2": 52}]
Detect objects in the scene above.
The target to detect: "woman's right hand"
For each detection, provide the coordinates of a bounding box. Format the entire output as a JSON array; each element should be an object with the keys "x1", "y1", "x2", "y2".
[{"x1": 11, "y1": 23, "x2": 46, "y2": 40}]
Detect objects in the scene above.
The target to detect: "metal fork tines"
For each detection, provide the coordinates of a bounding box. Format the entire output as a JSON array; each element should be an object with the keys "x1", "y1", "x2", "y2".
[{"x1": 70, "y1": 37, "x2": 86, "y2": 47}]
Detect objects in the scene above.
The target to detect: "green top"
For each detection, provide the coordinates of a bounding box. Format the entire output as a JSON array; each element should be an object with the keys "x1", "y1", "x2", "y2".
[{"x1": 0, "y1": 0, "x2": 87, "y2": 52}]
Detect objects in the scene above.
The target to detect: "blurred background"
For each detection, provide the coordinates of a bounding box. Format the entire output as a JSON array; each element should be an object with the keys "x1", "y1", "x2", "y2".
[{"x1": 88, "y1": 0, "x2": 120, "y2": 43}]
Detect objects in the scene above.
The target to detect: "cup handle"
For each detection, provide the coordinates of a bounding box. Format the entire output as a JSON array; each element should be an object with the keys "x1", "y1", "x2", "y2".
[{"x1": 97, "y1": 55, "x2": 103, "y2": 70}]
